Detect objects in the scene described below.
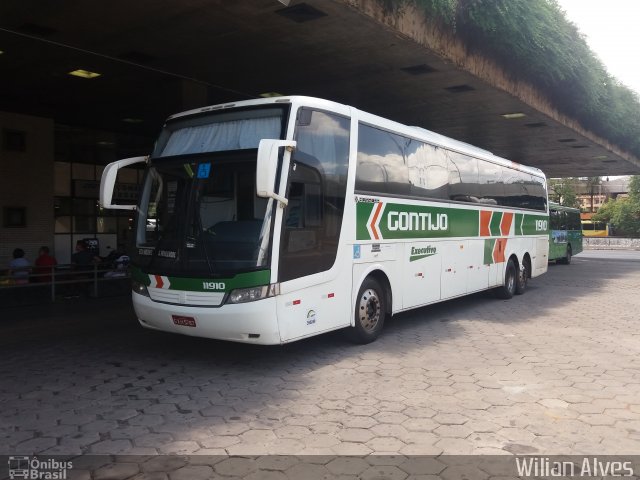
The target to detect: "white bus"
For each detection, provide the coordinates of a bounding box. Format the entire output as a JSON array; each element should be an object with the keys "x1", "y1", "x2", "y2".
[{"x1": 100, "y1": 96, "x2": 549, "y2": 344}]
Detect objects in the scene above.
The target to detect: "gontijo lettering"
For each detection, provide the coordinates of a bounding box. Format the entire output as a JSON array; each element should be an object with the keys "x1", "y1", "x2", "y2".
[{"x1": 388, "y1": 211, "x2": 448, "y2": 232}]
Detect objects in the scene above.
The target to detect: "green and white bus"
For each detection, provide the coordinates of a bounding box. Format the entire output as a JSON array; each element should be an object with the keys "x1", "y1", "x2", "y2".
[
  {"x1": 100, "y1": 96, "x2": 549, "y2": 344},
  {"x1": 548, "y1": 202, "x2": 583, "y2": 264}
]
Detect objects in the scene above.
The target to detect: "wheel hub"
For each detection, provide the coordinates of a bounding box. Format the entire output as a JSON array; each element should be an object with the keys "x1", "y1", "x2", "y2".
[{"x1": 359, "y1": 289, "x2": 380, "y2": 332}]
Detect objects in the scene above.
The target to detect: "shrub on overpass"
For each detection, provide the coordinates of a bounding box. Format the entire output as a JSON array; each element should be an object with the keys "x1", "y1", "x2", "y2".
[{"x1": 391, "y1": 0, "x2": 640, "y2": 159}]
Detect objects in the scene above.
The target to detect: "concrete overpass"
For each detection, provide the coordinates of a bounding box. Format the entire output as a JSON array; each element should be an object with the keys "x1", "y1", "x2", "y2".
[{"x1": 1, "y1": 0, "x2": 639, "y2": 178}]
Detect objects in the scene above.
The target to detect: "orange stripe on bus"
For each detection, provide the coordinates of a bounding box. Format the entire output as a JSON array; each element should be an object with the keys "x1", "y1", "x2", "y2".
[
  {"x1": 480, "y1": 210, "x2": 492, "y2": 237},
  {"x1": 370, "y1": 202, "x2": 383, "y2": 240},
  {"x1": 500, "y1": 212, "x2": 514, "y2": 236},
  {"x1": 493, "y1": 238, "x2": 507, "y2": 263}
]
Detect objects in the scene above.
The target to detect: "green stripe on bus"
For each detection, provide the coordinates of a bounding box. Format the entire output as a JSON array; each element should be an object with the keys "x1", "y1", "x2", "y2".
[
  {"x1": 133, "y1": 267, "x2": 271, "y2": 292},
  {"x1": 356, "y1": 200, "x2": 549, "y2": 240},
  {"x1": 484, "y1": 239, "x2": 496, "y2": 265},
  {"x1": 490, "y1": 212, "x2": 503, "y2": 237},
  {"x1": 515, "y1": 213, "x2": 550, "y2": 236},
  {"x1": 356, "y1": 202, "x2": 375, "y2": 240},
  {"x1": 357, "y1": 201, "x2": 477, "y2": 240}
]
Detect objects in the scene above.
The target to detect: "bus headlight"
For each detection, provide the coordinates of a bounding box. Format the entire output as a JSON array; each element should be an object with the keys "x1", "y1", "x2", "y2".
[
  {"x1": 227, "y1": 284, "x2": 278, "y2": 304},
  {"x1": 132, "y1": 280, "x2": 150, "y2": 297}
]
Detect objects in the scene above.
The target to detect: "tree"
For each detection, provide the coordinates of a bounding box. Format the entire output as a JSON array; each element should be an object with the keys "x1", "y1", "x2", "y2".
[
  {"x1": 548, "y1": 178, "x2": 579, "y2": 208},
  {"x1": 585, "y1": 176, "x2": 602, "y2": 213},
  {"x1": 629, "y1": 175, "x2": 640, "y2": 200},
  {"x1": 593, "y1": 176, "x2": 640, "y2": 236}
]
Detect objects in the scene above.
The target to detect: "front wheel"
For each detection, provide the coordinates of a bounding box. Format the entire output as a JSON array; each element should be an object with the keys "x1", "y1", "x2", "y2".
[
  {"x1": 494, "y1": 258, "x2": 517, "y2": 300},
  {"x1": 348, "y1": 278, "x2": 386, "y2": 344}
]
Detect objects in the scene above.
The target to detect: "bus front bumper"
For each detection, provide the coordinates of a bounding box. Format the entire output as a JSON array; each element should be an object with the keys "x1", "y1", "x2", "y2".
[{"x1": 132, "y1": 292, "x2": 281, "y2": 345}]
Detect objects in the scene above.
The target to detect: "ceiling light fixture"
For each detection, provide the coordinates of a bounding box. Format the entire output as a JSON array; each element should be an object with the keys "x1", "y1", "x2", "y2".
[
  {"x1": 501, "y1": 113, "x2": 526, "y2": 119},
  {"x1": 69, "y1": 69, "x2": 101, "y2": 79}
]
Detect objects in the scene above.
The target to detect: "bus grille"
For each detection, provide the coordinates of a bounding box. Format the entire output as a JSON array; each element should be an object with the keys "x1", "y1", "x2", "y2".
[{"x1": 148, "y1": 288, "x2": 224, "y2": 306}]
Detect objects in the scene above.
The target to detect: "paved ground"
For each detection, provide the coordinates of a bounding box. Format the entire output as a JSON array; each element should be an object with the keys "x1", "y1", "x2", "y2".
[{"x1": 1, "y1": 250, "x2": 640, "y2": 457}]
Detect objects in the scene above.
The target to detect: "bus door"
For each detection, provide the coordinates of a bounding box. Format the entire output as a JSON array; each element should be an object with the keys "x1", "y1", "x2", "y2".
[
  {"x1": 549, "y1": 209, "x2": 568, "y2": 259},
  {"x1": 275, "y1": 108, "x2": 352, "y2": 342}
]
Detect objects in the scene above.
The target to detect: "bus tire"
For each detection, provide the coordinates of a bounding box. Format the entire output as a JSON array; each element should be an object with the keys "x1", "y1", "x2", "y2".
[
  {"x1": 494, "y1": 258, "x2": 517, "y2": 299},
  {"x1": 515, "y1": 257, "x2": 529, "y2": 295},
  {"x1": 559, "y1": 245, "x2": 572, "y2": 265},
  {"x1": 349, "y1": 277, "x2": 386, "y2": 344}
]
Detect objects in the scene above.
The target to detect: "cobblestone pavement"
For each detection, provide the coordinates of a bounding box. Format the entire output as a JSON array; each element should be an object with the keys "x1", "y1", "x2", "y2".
[{"x1": 1, "y1": 250, "x2": 639, "y2": 457}]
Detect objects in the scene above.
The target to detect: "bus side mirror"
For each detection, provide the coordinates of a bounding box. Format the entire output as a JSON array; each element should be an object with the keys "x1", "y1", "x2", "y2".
[
  {"x1": 100, "y1": 156, "x2": 148, "y2": 210},
  {"x1": 256, "y1": 139, "x2": 296, "y2": 206}
]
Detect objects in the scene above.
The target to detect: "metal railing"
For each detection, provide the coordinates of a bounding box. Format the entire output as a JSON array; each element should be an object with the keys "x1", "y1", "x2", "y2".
[{"x1": 0, "y1": 263, "x2": 131, "y2": 305}]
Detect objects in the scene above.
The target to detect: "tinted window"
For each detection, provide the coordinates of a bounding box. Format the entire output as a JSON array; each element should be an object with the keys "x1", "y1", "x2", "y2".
[
  {"x1": 448, "y1": 152, "x2": 479, "y2": 202},
  {"x1": 550, "y1": 209, "x2": 561, "y2": 230},
  {"x1": 355, "y1": 122, "x2": 547, "y2": 211},
  {"x1": 477, "y1": 161, "x2": 504, "y2": 206},
  {"x1": 407, "y1": 142, "x2": 449, "y2": 200},
  {"x1": 279, "y1": 109, "x2": 350, "y2": 282},
  {"x1": 567, "y1": 211, "x2": 581, "y2": 230},
  {"x1": 356, "y1": 124, "x2": 409, "y2": 196},
  {"x1": 527, "y1": 174, "x2": 548, "y2": 211}
]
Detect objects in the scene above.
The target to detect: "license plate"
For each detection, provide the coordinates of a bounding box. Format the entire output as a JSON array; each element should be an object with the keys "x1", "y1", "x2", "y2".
[{"x1": 172, "y1": 315, "x2": 196, "y2": 327}]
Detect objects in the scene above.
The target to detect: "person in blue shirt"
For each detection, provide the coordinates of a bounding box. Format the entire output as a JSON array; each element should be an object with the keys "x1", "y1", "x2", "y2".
[{"x1": 8, "y1": 248, "x2": 30, "y2": 284}]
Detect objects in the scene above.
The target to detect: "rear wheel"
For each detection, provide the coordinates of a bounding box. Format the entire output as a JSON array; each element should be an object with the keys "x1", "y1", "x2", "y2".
[
  {"x1": 559, "y1": 245, "x2": 572, "y2": 265},
  {"x1": 348, "y1": 277, "x2": 386, "y2": 344},
  {"x1": 494, "y1": 258, "x2": 517, "y2": 299},
  {"x1": 515, "y1": 258, "x2": 529, "y2": 295}
]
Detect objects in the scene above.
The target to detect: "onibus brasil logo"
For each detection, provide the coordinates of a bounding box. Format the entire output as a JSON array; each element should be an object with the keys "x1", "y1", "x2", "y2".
[{"x1": 8, "y1": 457, "x2": 73, "y2": 479}]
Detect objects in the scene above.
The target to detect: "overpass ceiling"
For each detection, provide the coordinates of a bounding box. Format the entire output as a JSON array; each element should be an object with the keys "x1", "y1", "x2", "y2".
[{"x1": 0, "y1": 0, "x2": 637, "y2": 177}]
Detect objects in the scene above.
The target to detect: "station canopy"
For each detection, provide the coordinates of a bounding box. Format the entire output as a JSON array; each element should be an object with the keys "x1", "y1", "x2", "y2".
[{"x1": 1, "y1": 0, "x2": 638, "y2": 176}]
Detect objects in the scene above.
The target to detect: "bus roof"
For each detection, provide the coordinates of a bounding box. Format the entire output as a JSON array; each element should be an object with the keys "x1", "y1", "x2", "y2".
[
  {"x1": 165, "y1": 95, "x2": 546, "y2": 179},
  {"x1": 549, "y1": 202, "x2": 580, "y2": 213}
]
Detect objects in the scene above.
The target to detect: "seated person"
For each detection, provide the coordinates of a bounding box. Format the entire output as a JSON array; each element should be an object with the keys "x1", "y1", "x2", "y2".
[{"x1": 9, "y1": 248, "x2": 30, "y2": 285}]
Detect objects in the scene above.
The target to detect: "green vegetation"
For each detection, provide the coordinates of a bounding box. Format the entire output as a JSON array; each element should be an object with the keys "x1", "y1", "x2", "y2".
[
  {"x1": 548, "y1": 177, "x2": 579, "y2": 208},
  {"x1": 593, "y1": 176, "x2": 640, "y2": 236},
  {"x1": 392, "y1": 0, "x2": 640, "y2": 158}
]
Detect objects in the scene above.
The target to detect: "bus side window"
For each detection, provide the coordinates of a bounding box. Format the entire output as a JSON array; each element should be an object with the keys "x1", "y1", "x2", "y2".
[
  {"x1": 550, "y1": 209, "x2": 561, "y2": 230},
  {"x1": 559, "y1": 211, "x2": 568, "y2": 230}
]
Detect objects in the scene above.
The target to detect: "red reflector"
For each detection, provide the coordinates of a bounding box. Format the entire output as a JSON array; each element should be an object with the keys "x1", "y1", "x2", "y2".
[
  {"x1": 328, "y1": 293, "x2": 335, "y2": 298},
  {"x1": 172, "y1": 315, "x2": 196, "y2": 327},
  {"x1": 293, "y1": 299, "x2": 301, "y2": 305}
]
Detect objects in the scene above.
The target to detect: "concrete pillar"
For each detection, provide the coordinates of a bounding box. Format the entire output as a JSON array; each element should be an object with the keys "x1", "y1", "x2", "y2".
[{"x1": 0, "y1": 112, "x2": 55, "y2": 266}]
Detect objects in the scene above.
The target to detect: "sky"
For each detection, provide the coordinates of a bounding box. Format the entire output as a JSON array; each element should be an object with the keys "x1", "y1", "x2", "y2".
[{"x1": 555, "y1": 0, "x2": 640, "y2": 95}]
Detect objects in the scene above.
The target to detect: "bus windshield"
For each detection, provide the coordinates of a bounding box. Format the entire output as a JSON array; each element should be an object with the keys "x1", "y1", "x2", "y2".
[{"x1": 134, "y1": 153, "x2": 274, "y2": 277}]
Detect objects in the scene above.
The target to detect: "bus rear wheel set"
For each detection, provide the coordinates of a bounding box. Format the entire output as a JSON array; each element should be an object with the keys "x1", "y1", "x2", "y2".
[
  {"x1": 559, "y1": 245, "x2": 572, "y2": 265},
  {"x1": 351, "y1": 257, "x2": 530, "y2": 343}
]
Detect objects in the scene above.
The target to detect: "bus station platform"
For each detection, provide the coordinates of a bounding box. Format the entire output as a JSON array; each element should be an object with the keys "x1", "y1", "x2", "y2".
[{"x1": 1, "y1": 250, "x2": 639, "y2": 460}]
